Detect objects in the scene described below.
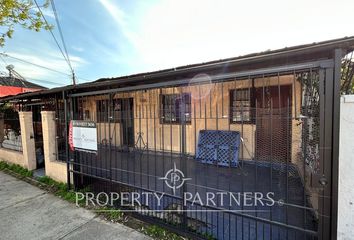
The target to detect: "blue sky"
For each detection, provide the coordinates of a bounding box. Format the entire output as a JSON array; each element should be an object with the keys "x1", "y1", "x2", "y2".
[{"x1": 1, "y1": 0, "x2": 354, "y2": 88}]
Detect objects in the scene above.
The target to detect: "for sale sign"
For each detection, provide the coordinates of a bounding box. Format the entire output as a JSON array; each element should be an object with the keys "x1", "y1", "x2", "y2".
[{"x1": 69, "y1": 120, "x2": 98, "y2": 152}]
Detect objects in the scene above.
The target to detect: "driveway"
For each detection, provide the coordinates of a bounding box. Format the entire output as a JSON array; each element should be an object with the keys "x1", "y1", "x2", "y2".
[{"x1": 0, "y1": 171, "x2": 150, "y2": 240}]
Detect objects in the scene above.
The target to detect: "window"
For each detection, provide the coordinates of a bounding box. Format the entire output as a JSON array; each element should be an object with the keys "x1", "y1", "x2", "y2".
[
  {"x1": 112, "y1": 99, "x2": 122, "y2": 121},
  {"x1": 96, "y1": 100, "x2": 109, "y2": 122},
  {"x1": 230, "y1": 89, "x2": 252, "y2": 123},
  {"x1": 84, "y1": 110, "x2": 90, "y2": 120},
  {"x1": 160, "y1": 93, "x2": 191, "y2": 124},
  {"x1": 96, "y1": 99, "x2": 121, "y2": 123}
]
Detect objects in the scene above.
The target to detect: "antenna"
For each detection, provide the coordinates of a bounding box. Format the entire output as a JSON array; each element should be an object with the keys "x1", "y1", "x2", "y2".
[{"x1": 6, "y1": 65, "x2": 29, "y2": 87}]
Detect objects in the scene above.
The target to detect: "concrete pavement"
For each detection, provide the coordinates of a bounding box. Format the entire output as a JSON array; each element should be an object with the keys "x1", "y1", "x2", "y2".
[{"x1": 0, "y1": 171, "x2": 150, "y2": 240}]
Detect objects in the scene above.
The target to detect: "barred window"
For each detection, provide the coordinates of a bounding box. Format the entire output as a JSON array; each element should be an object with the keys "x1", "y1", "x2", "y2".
[
  {"x1": 230, "y1": 89, "x2": 252, "y2": 123},
  {"x1": 112, "y1": 99, "x2": 122, "y2": 121},
  {"x1": 160, "y1": 93, "x2": 191, "y2": 124},
  {"x1": 96, "y1": 100, "x2": 109, "y2": 122},
  {"x1": 96, "y1": 99, "x2": 121, "y2": 123}
]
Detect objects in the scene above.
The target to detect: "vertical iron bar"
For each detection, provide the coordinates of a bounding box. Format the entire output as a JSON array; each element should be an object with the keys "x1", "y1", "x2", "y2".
[
  {"x1": 286, "y1": 98, "x2": 290, "y2": 239},
  {"x1": 331, "y1": 49, "x2": 342, "y2": 240},
  {"x1": 270, "y1": 98, "x2": 273, "y2": 230},
  {"x1": 293, "y1": 71, "x2": 297, "y2": 118},
  {"x1": 221, "y1": 81, "x2": 224, "y2": 117},
  {"x1": 109, "y1": 94, "x2": 112, "y2": 189},
  {"x1": 183, "y1": 102, "x2": 188, "y2": 231},
  {"x1": 63, "y1": 91, "x2": 70, "y2": 190}
]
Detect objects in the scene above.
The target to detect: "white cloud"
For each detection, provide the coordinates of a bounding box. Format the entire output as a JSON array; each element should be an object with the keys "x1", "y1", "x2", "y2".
[
  {"x1": 98, "y1": 0, "x2": 126, "y2": 27},
  {"x1": 98, "y1": 0, "x2": 354, "y2": 74},
  {"x1": 71, "y1": 46, "x2": 84, "y2": 52},
  {"x1": 41, "y1": 8, "x2": 55, "y2": 19},
  {"x1": 1, "y1": 51, "x2": 88, "y2": 86},
  {"x1": 98, "y1": 0, "x2": 137, "y2": 44}
]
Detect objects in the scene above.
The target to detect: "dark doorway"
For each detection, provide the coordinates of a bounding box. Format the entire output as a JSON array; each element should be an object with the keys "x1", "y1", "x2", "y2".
[
  {"x1": 31, "y1": 105, "x2": 45, "y2": 168},
  {"x1": 255, "y1": 85, "x2": 292, "y2": 162},
  {"x1": 116, "y1": 98, "x2": 134, "y2": 148}
]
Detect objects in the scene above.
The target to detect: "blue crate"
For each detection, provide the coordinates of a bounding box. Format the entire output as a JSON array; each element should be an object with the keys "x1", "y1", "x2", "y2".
[{"x1": 196, "y1": 130, "x2": 240, "y2": 167}]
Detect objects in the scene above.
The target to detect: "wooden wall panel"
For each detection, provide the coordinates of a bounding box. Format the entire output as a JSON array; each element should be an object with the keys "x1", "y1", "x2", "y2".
[{"x1": 82, "y1": 74, "x2": 303, "y2": 163}]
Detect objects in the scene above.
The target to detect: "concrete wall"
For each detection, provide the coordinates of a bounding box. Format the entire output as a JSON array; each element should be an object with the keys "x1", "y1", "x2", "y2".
[
  {"x1": 0, "y1": 112, "x2": 36, "y2": 170},
  {"x1": 337, "y1": 95, "x2": 354, "y2": 239},
  {"x1": 41, "y1": 111, "x2": 68, "y2": 183},
  {"x1": 0, "y1": 148, "x2": 25, "y2": 166}
]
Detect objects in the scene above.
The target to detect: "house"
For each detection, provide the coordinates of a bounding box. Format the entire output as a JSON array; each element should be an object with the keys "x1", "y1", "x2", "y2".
[
  {"x1": 0, "y1": 76, "x2": 46, "y2": 97},
  {"x1": 1, "y1": 36, "x2": 353, "y2": 240}
]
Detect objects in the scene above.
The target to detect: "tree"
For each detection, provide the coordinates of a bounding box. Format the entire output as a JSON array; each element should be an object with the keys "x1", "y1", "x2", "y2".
[
  {"x1": 341, "y1": 56, "x2": 354, "y2": 94},
  {"x1": 0, "y1": 0, "x2": 52, "y2": 47}
]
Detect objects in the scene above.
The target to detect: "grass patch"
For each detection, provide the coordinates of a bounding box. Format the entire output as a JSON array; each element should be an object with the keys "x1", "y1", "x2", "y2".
[
  {"x1": 141, "y1": 225, "x2": 184, "y2": 240},
  {"x1": 0, "y1": 161, "x2": 33, "y2": 177},
  {"x1": 37, "y1": 175, "x2": 85, "y2": 205},
  {"x1": 99, "y1": 206, "x2": 125, "y2": 222}
]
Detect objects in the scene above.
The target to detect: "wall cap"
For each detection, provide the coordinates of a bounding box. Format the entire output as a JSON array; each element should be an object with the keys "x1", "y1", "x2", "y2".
[
  {"x1": 342, "y1": 95, "x2": 354, "y2": 103},
  {"x1": 41, "y1": 111, "x2": 56, "y2": 116},
  {"x1": 41, "y1": 111, "x2": 56, "y2": 113},
  {"x1": 19, "y1": 111, "x2": 32, "y2": 116}
]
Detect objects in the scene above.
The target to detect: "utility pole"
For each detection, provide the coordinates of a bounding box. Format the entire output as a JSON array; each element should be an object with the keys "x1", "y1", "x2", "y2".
[{"x1": 72, "y1": 70, "x2": 76, "y2": 85}]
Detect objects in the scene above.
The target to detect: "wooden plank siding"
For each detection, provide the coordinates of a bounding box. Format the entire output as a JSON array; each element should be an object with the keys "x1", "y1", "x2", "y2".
[{"x1": 80, "y1": 74, "x2": 302, "y2": 164}]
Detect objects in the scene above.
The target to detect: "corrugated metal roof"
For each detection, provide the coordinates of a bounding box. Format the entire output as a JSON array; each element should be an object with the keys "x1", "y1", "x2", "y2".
[{"x1": 0, "y1": 76, "x2": 46, "y2": 89}]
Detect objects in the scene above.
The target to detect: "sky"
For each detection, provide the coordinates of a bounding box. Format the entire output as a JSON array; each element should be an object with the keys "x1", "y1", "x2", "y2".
[{"x1": 0, "y1": 0, "x2": 354, "y2": 88}]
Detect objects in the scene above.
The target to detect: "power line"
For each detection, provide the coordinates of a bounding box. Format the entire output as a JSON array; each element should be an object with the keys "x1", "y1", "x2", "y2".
[
  {"x1": 49, "y1": 0, "x2": 76, "y2": 85},
  {"x1": 0, "y1": 52, "x2": 71, "y2": 77},
  {"x1": 0, "y1": 54, "x2": 65, "y2": 87},
  {"x1": 50, "y1": 0, "x2": 73, "y2": 73},
  {"x1": 0, "y1": 54, "x2": 8, "y2": 66},
  {"x1": 0, "y1": 53, "x2": 92, "y2": 84},
  {"x1": 25, "y1": 77, "x2": 64, "y2": 86},
  {"x1": 33, "y1": 0, "x2": 73, "y2": 74}
]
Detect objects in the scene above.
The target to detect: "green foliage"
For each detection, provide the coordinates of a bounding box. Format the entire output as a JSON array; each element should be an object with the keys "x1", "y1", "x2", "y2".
[
  {"x1": 0, "y1": 161, "x2": 10, "y2": 170},
  {"x1": 0, "y1": 161, "x2": 33, "y2": 177},
  {"x1": 0, "y1": 0, "x2": 53, "y2": 46},
  {"x1": 201, "y1": 232, "x2": 216, "y2": 240},
  {"x1": 37, "y1": 175, "x2": 82, "y2": 204},
  {"x1": 141, "y1": 225, "x2": 183, "y2": 240},
  {"x1": 99, "y1": 206, "x2": 125, "y2": 222},
  {"x1": 37, "y1": 175, "x2": 56, "y2": 185},
  {"x1": 341, "y1": 58, "x2": 354, "y2": 94}
]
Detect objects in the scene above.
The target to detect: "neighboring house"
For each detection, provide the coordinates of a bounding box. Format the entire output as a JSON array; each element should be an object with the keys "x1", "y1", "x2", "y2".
[{"x1": 0, "y1": 76, "x2": 46, "y2": 97}]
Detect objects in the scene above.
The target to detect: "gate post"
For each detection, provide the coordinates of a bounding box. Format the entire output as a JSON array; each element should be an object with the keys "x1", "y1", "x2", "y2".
[
  {"x1": 19, "y1": 111, "x2": 36, "y2": 170},
  {"x1": 63, "y1": 91, "x2": 71, "y2": 190},
  {"x1": 331, "y1": 48, "x2": 343, "y2": 240},
  {"x1": 41, "y1": 111, "x2": 68, "y2": 183}
]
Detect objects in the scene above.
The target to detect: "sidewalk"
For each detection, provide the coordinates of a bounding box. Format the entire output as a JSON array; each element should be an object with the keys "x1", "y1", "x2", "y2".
[{"x1": 0, "y1": 171, "x2": 150, "y2": 240}]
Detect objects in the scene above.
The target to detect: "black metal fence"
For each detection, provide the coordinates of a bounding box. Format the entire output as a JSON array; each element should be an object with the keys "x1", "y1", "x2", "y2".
[
  {"x1": 55, "y1": 97, "x2": 67, "y2": 162},
  {"x1": 66, "y1": 65, "x2": 335, "y2": 240},
  {"x1": 0, "y1": 105, "x2": 22, "y2": 152}
]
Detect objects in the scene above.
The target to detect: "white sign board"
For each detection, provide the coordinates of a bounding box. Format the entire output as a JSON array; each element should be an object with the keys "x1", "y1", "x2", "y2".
[{"x1": 69, "y1": 120, "x2": 97, "y2": 152}]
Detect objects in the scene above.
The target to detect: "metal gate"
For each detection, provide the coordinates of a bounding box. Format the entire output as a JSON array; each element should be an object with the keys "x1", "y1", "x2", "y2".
[{"x1": 65, "y1": 57, "x2": 340, "y2": 240}]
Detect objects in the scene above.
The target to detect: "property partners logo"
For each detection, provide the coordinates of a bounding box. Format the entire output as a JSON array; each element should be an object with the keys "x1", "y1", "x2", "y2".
[
  {"x1": 76, "y1": 163, "x2": 280, "y2": 212},
  {"x1": 158, "y1": 162, "x2": 191, "y2": 195}
]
